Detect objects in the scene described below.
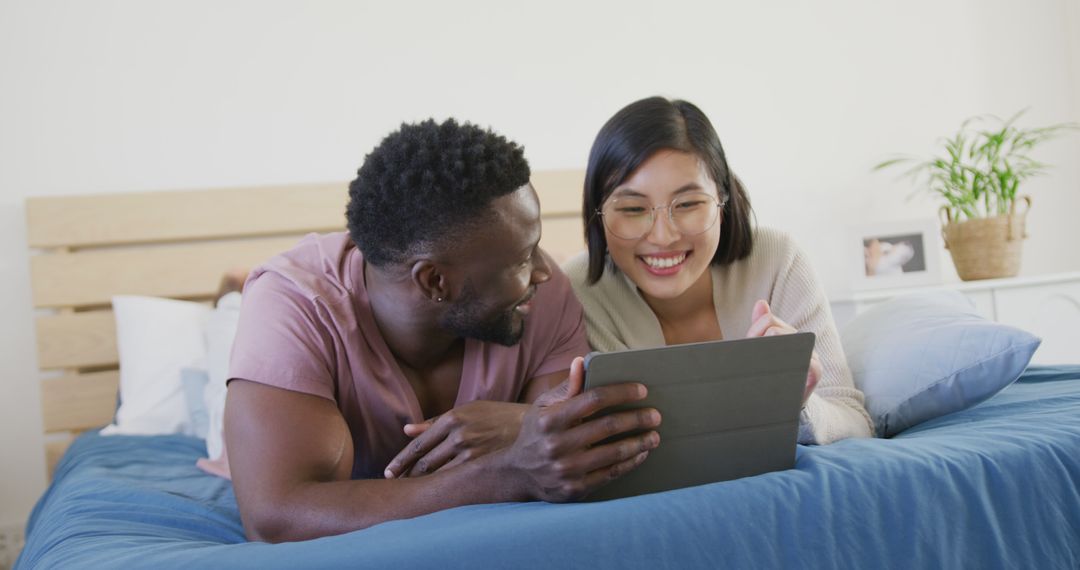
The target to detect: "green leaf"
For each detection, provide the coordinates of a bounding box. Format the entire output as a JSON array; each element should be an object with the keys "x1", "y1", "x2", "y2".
[{"x1": 870, "y1": 109, "x2": 1077, "y2": 218}]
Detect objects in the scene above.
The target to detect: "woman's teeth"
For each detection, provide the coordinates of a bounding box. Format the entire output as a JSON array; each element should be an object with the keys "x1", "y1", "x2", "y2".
[{"x1": 642, "y1": 254, "x2": 686, "y2": 269}]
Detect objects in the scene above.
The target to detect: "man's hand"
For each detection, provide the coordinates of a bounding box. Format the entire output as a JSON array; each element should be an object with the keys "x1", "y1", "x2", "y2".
[
  {"x1": 746, "y1": 299, "x2": 821, "y2": 405},
  {"x1": 502, "y1": 356, "x2": 662, "y2": 502},
  {"x1": 385, "y1": 364, "x2": 609, "y2": 479},
  {"x1": 385, "y1": 401, "x2": 529, "y2": 479}
]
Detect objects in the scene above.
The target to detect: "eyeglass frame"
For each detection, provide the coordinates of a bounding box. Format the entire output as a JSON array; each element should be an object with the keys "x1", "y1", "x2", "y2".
[{"x1": 593, "y1": 191, "x2": 727, "y2": 240}]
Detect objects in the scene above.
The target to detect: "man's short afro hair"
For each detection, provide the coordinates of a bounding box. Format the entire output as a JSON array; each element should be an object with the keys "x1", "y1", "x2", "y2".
[{"x1": 346, "y1": 118, "x2": 531, "y2": 267}]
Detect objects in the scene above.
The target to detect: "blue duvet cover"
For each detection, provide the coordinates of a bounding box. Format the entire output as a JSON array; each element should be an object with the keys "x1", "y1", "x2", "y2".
[{"x1": 17, "y1": 366, "x2": 1080, "y2": 569}]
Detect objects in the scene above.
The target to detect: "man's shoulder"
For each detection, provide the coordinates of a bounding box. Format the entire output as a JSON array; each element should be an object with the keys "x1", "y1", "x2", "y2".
[{"x1": 248, "y1": 231, "x2": 357, "y2": 303}]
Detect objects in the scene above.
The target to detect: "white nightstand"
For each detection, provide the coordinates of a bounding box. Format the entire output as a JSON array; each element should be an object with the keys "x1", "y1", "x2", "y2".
[{"x1": 830, "y1": 272, "x2": 1080, "y2": 365}]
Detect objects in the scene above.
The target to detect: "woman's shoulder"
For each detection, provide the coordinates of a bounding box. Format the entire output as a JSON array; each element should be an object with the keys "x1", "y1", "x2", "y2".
[
  {"x1": 750, "y1": 226, "x2": 798, "y2": 256},
  {"x1": 724, "y1": 226, "x2": 798, "y2": 273},
  {"x1": 560, "y1": 250, "x2": 591, "y2": 288},
  {"x1": 739, "y1": 226, "x2": 826, "y2": 303},
  {"x1": 559, "y1": 250, "x2": 658, "y2": 350},
  {"x1": 560, "y1": 250, "x2": 627, "y2": 291},
  {"x1": 560, "y1": 250, "x2": 640, "y2": 309}
]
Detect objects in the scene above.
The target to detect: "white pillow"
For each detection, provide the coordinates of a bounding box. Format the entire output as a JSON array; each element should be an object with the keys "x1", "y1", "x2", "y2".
[
  {"x1": 203, "y1": 291, "x2": 242, "y2": 460},
  {"x1": 102, "y1": 296, "x2": 211, "y2": 436}
]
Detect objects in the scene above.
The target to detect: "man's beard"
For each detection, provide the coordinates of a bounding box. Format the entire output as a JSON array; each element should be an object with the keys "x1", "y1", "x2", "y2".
[{"x1": 439, "y1": 281, "x2": 524, "y2": 347}]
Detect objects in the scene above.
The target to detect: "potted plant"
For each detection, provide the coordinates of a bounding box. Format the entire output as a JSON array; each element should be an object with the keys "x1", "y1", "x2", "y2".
[{"x1": 875, "y1": 110, "x2": 1077, "y2": 280}]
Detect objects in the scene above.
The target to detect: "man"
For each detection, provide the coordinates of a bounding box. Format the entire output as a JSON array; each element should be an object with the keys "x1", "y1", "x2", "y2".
[{"x1": 225, "y1": 119, "x2": 662, "y2": 543}]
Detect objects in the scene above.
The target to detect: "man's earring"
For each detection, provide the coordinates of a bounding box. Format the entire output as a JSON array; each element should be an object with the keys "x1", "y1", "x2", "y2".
[{"x1": 436, "y1": 297, "x2": 443, "y2": 303}]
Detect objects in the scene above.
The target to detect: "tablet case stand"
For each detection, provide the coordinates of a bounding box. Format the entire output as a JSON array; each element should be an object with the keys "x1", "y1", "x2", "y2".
[{"x1": 582, "y1": 332, "x2": 815, "y2": 501}]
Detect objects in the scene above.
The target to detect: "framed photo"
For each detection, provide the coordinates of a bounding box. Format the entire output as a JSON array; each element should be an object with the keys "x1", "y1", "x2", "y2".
[{"x1": 850, "y1": 220, "x2": 942, "y2": 290}]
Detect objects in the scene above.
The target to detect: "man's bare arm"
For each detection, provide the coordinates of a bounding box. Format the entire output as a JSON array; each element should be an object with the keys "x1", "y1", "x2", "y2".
[
  {"x1": 227, "y1": 380, "x2": 535, "y2": 542},
  {"x1": 384, "y1": 368, "x2": 566, "y2": 478},
  {"x1": 226, "y1": 361, "x2": 660, "y2": 542},
  {"x1": 520, "y1": 368, "x2": 567, "y2": 403}
]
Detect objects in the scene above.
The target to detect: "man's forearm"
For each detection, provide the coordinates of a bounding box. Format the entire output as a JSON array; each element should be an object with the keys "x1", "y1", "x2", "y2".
[{"x1": 248, "y1": 450, "x2": 525, "y2": 542}]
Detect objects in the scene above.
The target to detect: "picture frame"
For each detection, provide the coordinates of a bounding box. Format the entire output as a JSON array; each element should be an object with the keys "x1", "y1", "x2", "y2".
[{"x1": 850, "y1": 219, "x2": 943, "y2": 290}]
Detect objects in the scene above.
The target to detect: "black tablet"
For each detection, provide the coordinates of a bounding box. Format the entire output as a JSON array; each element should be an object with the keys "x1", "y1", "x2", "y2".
[{"x1": 582, "y1": 332, "x2": 815, "y2": 501}]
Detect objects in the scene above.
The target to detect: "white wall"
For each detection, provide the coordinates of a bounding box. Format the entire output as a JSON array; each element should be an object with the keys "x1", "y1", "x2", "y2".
[{"x1": 2, "y1": 0, "x2": 1078, "y2": 526}]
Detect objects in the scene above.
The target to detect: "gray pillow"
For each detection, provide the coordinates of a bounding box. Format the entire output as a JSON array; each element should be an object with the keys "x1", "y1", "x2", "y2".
[
  {"x1": 180, "y1": 367, "x2": 210, "y2": 440},
  {"x1": 841, "y1": 290, "x2": 1041, "y2": 437}
]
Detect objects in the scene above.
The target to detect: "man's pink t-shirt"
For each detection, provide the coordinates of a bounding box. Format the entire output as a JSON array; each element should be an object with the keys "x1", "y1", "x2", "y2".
[{"x1": 228, "y1": 232, "x2": 589, "y2": 479}]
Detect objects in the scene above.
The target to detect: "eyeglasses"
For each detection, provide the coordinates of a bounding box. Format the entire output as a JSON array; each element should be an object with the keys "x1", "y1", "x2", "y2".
[{"x1": 597, "y1": 192, "x2": 724, "y2": 240}]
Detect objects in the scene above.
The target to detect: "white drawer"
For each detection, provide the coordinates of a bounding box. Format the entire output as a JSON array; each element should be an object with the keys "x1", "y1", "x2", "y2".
[
  {"x1": 994, "y1": 282, "x2": 1080, "y2": 365},
  {"x1": 961, "y1": 290, "x2": 995, "y2": 321}
]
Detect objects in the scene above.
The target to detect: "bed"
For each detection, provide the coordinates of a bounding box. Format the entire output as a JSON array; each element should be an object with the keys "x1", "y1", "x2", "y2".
[
  {"x1": 18, "y1": 176, "x2": 1080, "y2": 569},
  {"x1": 17, "y1": 366, "x2": 1080, "y2": 568}
]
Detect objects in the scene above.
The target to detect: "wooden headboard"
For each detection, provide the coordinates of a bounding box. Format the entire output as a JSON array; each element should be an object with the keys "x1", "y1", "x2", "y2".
[{"x1": 26, "y1": 170, "x2": 586, "y2": 477}]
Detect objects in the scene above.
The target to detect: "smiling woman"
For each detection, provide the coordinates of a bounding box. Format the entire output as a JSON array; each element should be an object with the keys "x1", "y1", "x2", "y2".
[
  {"x1": 562, "y1": 96, "x2": 874, "y2": 445},
  {"x1": 596, "y1": 150, "x2": 726, "y2": 305}
]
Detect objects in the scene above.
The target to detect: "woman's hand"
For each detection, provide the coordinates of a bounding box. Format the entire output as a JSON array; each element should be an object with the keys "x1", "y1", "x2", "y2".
[{"x1": 745, "y1": 299, "x2": 821, "y2": 405}]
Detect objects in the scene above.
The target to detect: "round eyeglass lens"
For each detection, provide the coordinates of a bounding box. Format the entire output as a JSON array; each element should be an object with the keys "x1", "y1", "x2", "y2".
[{"x1": 601, "y1": 192, "x2": 720, "y2": 239}]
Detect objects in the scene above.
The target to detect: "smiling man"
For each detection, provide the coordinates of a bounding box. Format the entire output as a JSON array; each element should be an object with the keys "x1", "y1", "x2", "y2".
[{"x1": 224, "y1": 119, "x2": 661, "y2": 542}]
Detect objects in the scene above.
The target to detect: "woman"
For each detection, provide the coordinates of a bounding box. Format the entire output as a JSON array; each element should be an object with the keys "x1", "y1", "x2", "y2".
[{"x1": 562, "y1": 96, "x2": 872, "y2": 444}]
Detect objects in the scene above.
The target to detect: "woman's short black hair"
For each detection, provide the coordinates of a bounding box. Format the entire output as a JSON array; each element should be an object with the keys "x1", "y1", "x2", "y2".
[
  {"x1": 347, "y1": 118, "x2": 531, "y2": 267},
  {"x1": 583, "y1": 96, "x2": 754, "y2": 284}
]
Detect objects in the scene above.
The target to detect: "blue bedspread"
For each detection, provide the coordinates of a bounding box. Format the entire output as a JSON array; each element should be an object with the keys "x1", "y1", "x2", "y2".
[{"x1": 18, "y1": 366, "x2": 1080, "y2": 569}]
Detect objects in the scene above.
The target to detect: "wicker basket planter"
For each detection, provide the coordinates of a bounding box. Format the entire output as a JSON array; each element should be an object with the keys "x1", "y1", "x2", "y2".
[{"x1": 940, "y1": 196, "x2": 1030, "y2": 281}]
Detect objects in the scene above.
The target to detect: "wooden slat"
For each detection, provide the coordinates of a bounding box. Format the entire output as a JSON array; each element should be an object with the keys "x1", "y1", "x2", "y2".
[
  {"x1": 42, "y1": 370, "x2": 119, "y2": 433},
  {"x1": 30, "y1": 221, "x2": 583, "y2": 367},
  {"x1": 540, "y1": 216, "x2": 586, "y2": 265},
  {"x1": 36, "y1": 311, "x2": 118, "y2": 370},
  {"x1": 30, "y1": 235, "x2": 302, "y2": 309},
  {"x1": 532, "y1": 170, "x2": 584, "y2": 215},
  {"x1": 45, "y1": 434, "x2": 75, "y2": 480},
  {"x1": 25, "y1": 174, "x2": 585, "y2": 249},
  {"x1": 31, "y1": 220, "x2": 580, "y2": 369},
  {"x1": 26, "y1": 183, "x2": 348, "y2": 248}
]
